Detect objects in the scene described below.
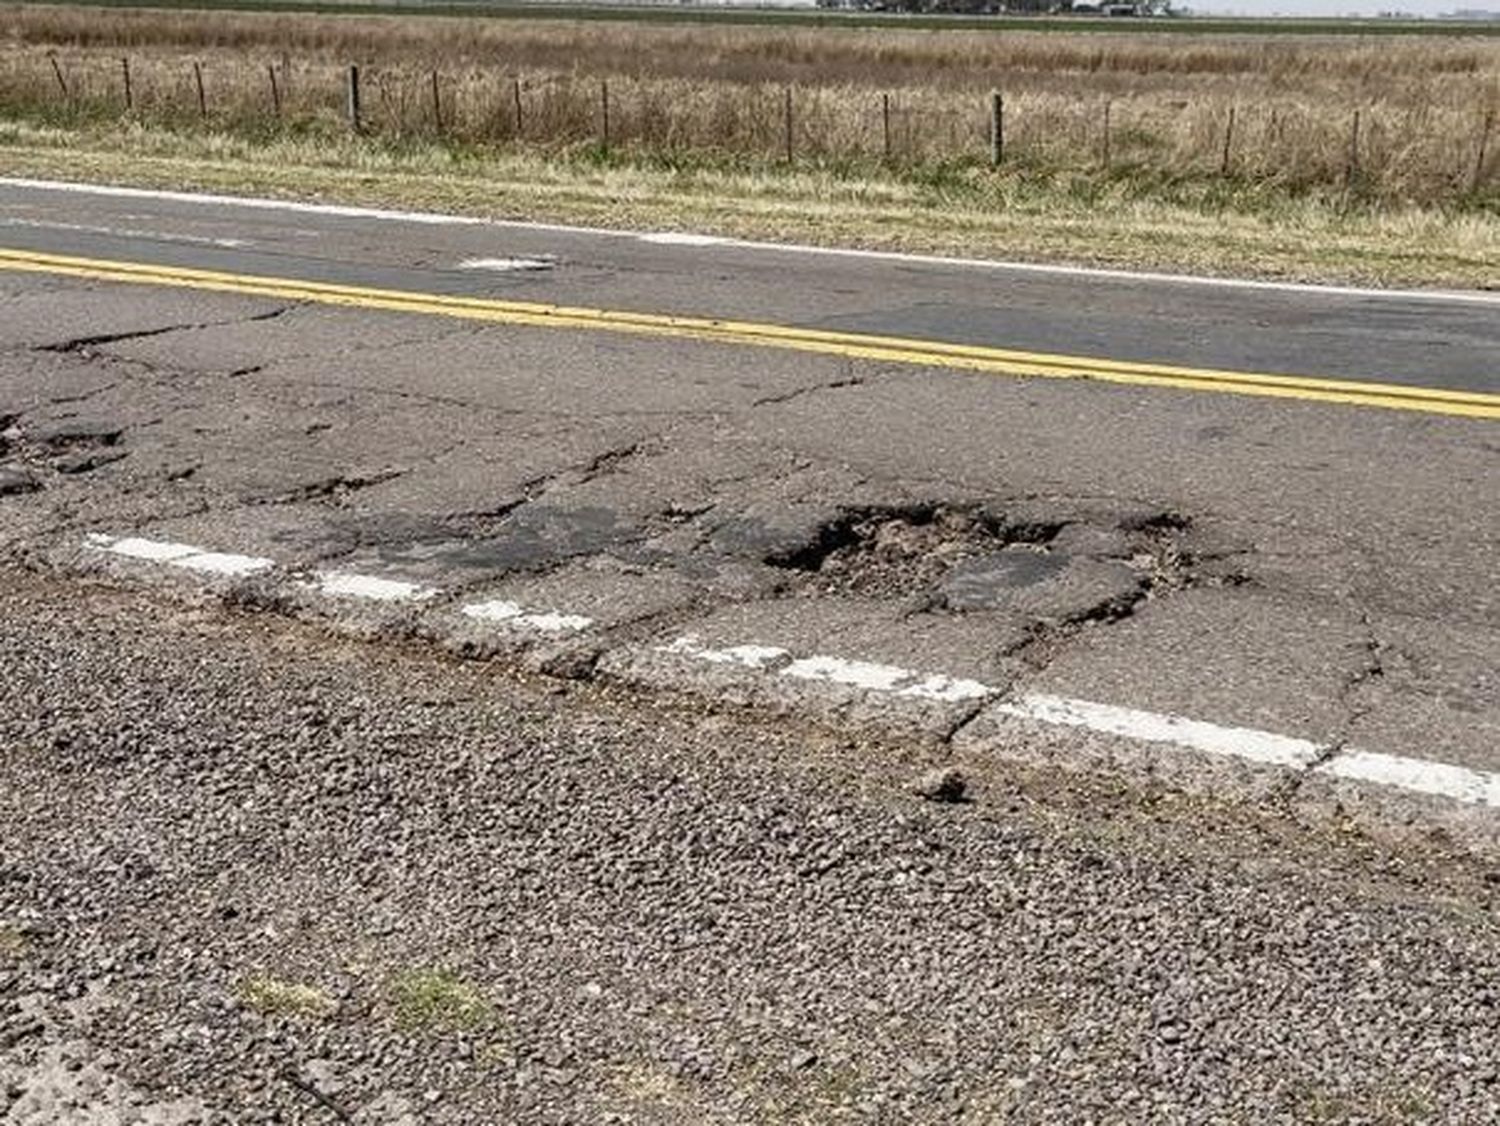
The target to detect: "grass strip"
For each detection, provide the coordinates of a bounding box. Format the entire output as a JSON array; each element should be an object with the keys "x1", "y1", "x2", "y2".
[{"x1": 0, "y1": 118, "x2": 1494, "y2": 289}]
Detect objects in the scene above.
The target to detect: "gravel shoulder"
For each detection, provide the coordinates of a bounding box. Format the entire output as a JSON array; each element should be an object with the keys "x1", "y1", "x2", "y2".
[{"x1": 2, "y1": 570, "x2": 1499, "y2": 1124}]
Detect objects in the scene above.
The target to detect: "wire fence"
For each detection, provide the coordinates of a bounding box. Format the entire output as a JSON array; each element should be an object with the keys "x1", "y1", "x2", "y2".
[{"x1": 5, "y1": 51, "x2": 1496, "y2": 200}]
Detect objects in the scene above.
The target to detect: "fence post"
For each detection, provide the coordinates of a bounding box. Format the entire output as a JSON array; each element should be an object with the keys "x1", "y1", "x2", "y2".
[
  {"x1": 193, "y1": 61, "x2": 206, "y2": 118},
  {"x1": 430, "y1": 70, "x2": 442, "y2": 132},
  {"x1": 512, "y1": 77, "x2": 523, "y2": 137},
  {"x1": 267, "y1": 63, "x2": 281, "y2": 117},
  {"x1": 346, "y1": 64, "x2": 361, "y2": 133},
  {"x1": 1102, "y1": 100, "x2": 1112, "y2": 168},
  {"x1": 1346, "y1": 108, "x2": 1360, "y2": 186},
  {"x1": 600, "y1": 79, "x2": 610, "y2": 148},
  {"x1": 48, "y1": 54, "x2": 68, "y2": 100},
  {"x1": 1220, "y1": 105, "x2": 1235, "y2": 175},
  {"x1": 783, "y1": 86, "x2": 793, "y2": 163},
  {"x1": 882, "y1": 92, "x2": 891, "y2": 163},
  {"x1": 1473, "y1": 107, "x2": 1494, "y2": 192},
  {"x1": 989, "y1": 90, "x2": 1004, "y2": 167},
  {"x1": 121, "y1": 57, "x2": 132, "y2": 112}
]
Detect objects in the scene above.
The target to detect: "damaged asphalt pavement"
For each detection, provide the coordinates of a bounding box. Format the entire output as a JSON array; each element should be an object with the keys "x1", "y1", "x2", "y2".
[{"x1": 1, "y1": 180, "x2": 1499, "y2": 1122}]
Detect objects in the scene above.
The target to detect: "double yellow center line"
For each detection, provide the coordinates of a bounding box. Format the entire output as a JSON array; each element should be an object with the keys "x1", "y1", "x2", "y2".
[{"x1": 2, "y1": 246, "x2": 1495, "y2": 420}]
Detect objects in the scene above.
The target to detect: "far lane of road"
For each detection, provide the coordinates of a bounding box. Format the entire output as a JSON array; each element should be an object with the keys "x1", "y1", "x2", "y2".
[{"x1": 1, "y1": 177, "x2": 1496, "y2": 400}]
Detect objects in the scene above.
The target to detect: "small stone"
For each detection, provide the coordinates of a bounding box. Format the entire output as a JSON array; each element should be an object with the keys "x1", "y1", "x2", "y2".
[
  {"x1": 53, "y1": 448, "x2": 127, "y2": 475},
  {"x1": 0, "y1": 468, "x2": 40, "y2": 496},
  {"x1": 912, "y1": 768, "x2": 967, "y2": 804}
]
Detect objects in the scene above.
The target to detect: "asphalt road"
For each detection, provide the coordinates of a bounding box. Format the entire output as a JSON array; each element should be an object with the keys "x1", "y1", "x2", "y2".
[
  {"x1": 1, "y1": 176, "x2": 1499, "y2": 1119},
  {"x1": 0, "y1": 178, "x2": 1497, "y2": 395}
]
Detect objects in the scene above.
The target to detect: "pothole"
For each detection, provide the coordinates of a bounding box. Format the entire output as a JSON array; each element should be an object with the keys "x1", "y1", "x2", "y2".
[
  {"x1": 761, "y1": 502, "x2": 1247, "y2": 614},
  {"x1": 764, "y1": 504, "x2": 1064, "y2": 601}
]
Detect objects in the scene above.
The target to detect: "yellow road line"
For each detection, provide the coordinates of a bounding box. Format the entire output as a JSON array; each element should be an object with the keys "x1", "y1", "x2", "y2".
[{"x1": 2, "y1": 246, "x2": 1496, "y2": 420}]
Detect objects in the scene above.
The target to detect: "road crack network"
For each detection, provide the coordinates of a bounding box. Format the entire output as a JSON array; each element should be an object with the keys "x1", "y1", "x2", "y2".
[{"x1": 37, "y1": 303, "x2": 298, "y2": 355}]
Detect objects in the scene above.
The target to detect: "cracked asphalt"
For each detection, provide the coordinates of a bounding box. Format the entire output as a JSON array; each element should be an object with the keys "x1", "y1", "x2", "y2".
[{"x1": 1, "y1": 182, "x2": 1499, "y2": 1121}]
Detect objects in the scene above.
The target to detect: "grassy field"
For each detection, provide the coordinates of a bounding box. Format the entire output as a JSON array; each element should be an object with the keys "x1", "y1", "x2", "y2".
[
  {"x1": 0, "y1": 3, "x2": 1496, "y2": 286},
  {"x1": 22, "y1": 0, "x2": 1500, "y2": 37}
]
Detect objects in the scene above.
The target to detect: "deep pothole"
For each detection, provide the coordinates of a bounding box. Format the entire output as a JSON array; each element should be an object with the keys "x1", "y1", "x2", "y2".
[
  {"x1": 765, "y1": 504, "x2": 1066, "y2": 602},
  {"x1": 762, "y1": 503, "x2": 1239, "y2": 614}
]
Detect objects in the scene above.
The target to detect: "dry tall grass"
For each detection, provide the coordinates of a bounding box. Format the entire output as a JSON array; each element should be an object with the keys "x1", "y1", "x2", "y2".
[{"x1": 2, "y1": 4, "x2": 1496, "y2": 203}]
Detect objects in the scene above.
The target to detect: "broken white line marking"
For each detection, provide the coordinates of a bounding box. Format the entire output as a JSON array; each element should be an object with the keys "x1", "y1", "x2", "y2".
[
  {"x1": 661, "y1": 637, "x2": 790, "y2": 669},
  {"x1": 461, "y1": 598, "x2": 592, "y2": 634},
  {"x1": 458, "y1": 256, "x2": 555, "y2": 272},
  {"x1": 72, "y1": 539, "x2": 1500, "y2": 816},
  {"x1": 784, "y1": 654, "x2": 916, "y2": 693},
  {"x1": 992, "y1": 693, "x2": 1323, "y2": 771},
  {"x1": 173, "y1": 550, "x2": 277, "y2": 577},
  {"x1": 1315, "y1": 749, "x2": 1500, "y2": 806},
  {"x1": 0, "y1": 216, "x2": 250, "y2": 249},
  {"x1": 94, "y1": 534, "x2": 199, "y2": 563},
  {"x1": 662, "y1": 638, "x2": 992, "y2": 702},
  {"x1": 657, "y1": 634, "x2": 1500, "y2": 808},
  {"x1": 89, "y1": 534, "x2": 272, "y2": 576},
  {"x1": 899, "y1": 673, "x2": 995, "y2": 704},
  {"x1": 313, "y1": 572, "x2": 438, "y2": 603}
]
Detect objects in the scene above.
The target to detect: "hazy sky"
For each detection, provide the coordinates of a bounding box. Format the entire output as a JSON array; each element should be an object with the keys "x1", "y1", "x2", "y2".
[{"x1": 1188, "y1": 0, "x2": 1488, "y2": 13}]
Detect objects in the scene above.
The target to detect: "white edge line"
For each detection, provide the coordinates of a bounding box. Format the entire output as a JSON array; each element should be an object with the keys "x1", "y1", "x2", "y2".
[
  {"x1": 519, "y1": 609, "x2": 594, "y2": 633},
  {"x1": 312, "y1": 571, "x2": 438, "y2": 603},
  {"x1": 171, "y1": 550, "x2": 274, "y2": 577},
  {"x1": 69, "y1": 540, "x2": 1500, "y2": 812},
  {"x1": 1314, "y1": 749, "x2": 1500, "y2": 807},
  {"x1": 6, "y1": 177, "x2": 1495, "y2": 308},
  {"x1": 89, "y1": 534, "x2": 272, "y2": 575},
  {"x1": 0, "y1": 179, "x2": 488, "y2": 228},
  {"x1": 993, "y1": 692, "x2": 1321, "y2": 771},
  {"x1": 658, "y1": 636, "x2": 1499, "y2": 808},
  {"x1": 462, "y1": 598, "x2": 593, "y2": 633},
  {"x1": 784, "y1": 654, "x2": 917, "y2": 693}
]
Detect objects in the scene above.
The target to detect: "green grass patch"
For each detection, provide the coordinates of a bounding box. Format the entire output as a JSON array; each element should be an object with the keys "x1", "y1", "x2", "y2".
[
  {"x1": 238, "y1": 974, "x2": 337, "y2": 1019},
  {"x1": 389, "y1": 967, "x2": 497, "y2": 1033}
]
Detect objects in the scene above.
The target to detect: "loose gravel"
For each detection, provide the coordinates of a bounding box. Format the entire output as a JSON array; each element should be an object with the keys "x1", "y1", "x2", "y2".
[{"x1": 2, "y1": 571, "x2": 1498, "y2": 1124}]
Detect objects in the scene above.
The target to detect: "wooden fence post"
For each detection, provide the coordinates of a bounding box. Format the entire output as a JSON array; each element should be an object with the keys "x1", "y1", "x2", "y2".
[
  {"x1": 783, "y1": 86, "x2": 793, "y2": 163},
  {"x1": 600, "y1": 79, "x2": 610, "y2": 148},
  {"x1": 346, "y1": 64, "x2": 361, "y2": 133},
  {"x1": 989, "y1": 90, "x2": 1004, "y2": 167},
  {"x1": 121, "y1": 57, "x2": 132, "y2": 112},
  {"x1": 881, "y1": 92, "x2": 891, "y2": 163},
  {"x1": 1102, "y1": 100, "x2": 1112, "y2": 168},
  {"x1": 48, "y1": 54, "x2": 68, "y2": 100},
  {"x1": 1220, "y1": 105, "x2": 1235, "y2": 174},
  {"x1": 193, "y1": 61, "x2": 206, "y2": 118},
  {"x1": 512, "y1": 77, "x2": 523, "y2": 137},
  {"x1": 1346, "y1": 108, "x2": 1361, "y2": 186},
  {"x1": 1473, "y1": 107, "x2": 1494, "y2": 192},
  {"x1": 267, "y1": 63, "x2": 281, "y2": 117},
  {"x1": 430, "y1": 70, "x2": 442, "y2": 132}
]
